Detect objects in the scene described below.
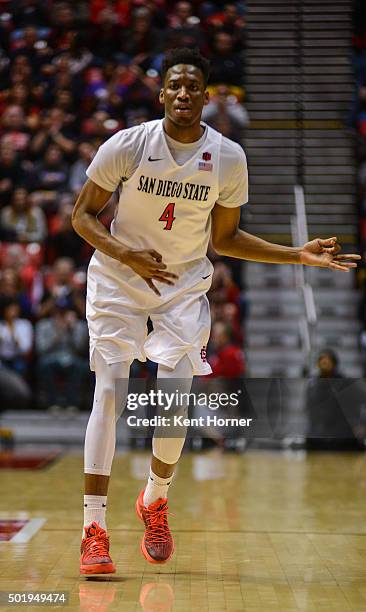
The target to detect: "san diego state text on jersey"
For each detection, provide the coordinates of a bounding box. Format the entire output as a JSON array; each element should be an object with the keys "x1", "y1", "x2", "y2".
[{"x1": 137, "y1": 175, "x2": 211, "y2": 202}]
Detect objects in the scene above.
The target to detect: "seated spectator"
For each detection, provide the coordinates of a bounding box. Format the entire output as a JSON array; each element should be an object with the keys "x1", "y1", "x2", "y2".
[
  {"x1": 0, "y1": 186, "x2": 47, "y2": 243},
  {"x1": 208, "y1": 321, "x2": 245, "y2": 377},
  {"x1": 0, "y1": 243, "x2": 27, "y2": 274},
  {"x1": 208, "y1": 261, "x2": 241, "y2": 306},
  {"x1": 30, "y1": 107, "x2": 76, "y2": 158},
  {"x1": 168, "y1": 1, "x2": 195, "y2": 29},
  {"x1": 80, "y1": 110, "x2": 121, "y2": 144},
  {"x1": 208, "y1": 31, "x2": 245, "y2": 89},
  {"x1": 202, "y1": 84, "x2": 249, "y2": 139},
  {"x1": 53, "y1": 88, "x2": 76, "y2": 114},
  {"x1": 36, "y1": 257, "x2": 85, "y2": 319},
  {"x1": 87, "y1": 4, "x2": 126, "y2": 60},
  {"x1": 47, "y1": 200, "x2": 86, "y2": 266},
  {"x1": 35, "y1": 300, "x2": 89, "y2": 409},
  {"x1": 0, "y1": 297, "x2": 33, "y2": 376},
  {"x1": 0, "y1": 104, "x2": 31, "y2": 153},
  {"x1": 121, "y1": 64, "x2": 161, "y2": 114},
  {"x1": 69, "y1": 141, "x2": 96, "y2": 194},
  {"x1": 6, "y1": 54, "x2": 33, "y2": 89},
  {"x1": 10, "y1": 25, "x2": 39, "y2": 59},
  {"x1": 89, "y1": 0, "x2": 131, "y2": 27},
  {"x1": 166, "y1": 1, "x2": 202, "y2": 49},
  {"x1": 120, "y1": 7, "x2": 162, "y2": 69},
  {"x1": 82, "y1": 65, "x2": 109, "y2": 107},
  {"x1": 305, "y1": 349, "x2": 366, "y2": 450},
  {"x1": 65, "y1": 33, "x2": 93, "y2": 76},
  {"x1": 132, "y1": 0, "x2": 167, "y2": 29},
  {"x1": 211, "y1": 301, "x2": 243, "y2": 345},
  {"x1": 0, "y1": 267, "x2": 32, "y2": 319},
  {"x1": 34, "y1": 143, "x2": 68, "y2": 194},
  {"x1": 205, "y1": 2, "x2": 247, "y2": 51},
  {"x1": 3, "y1": 83, "x2": 31, "y2": 114},
  {"x1": 49, "y1": 2, "x2": 76, "y2": 51},
  {"x1": 0, "y1": 141, "x2": 33, "y2": 206}
]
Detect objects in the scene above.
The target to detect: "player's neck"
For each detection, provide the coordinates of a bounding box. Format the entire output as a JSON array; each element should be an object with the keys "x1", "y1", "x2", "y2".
[{"x1": 163, "y1": 118, "x2": 204, "y2": 144}]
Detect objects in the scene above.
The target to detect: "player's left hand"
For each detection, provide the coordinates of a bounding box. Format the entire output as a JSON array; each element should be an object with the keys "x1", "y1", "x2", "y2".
[{"x1": 299, "y1": 237, "x2": 361, "y2": 271}]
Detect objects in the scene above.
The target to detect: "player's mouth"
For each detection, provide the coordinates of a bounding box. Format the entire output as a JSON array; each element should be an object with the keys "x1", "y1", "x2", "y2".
[{"x1": 174, "y1": 105, "x2": 192, "y2": 115}]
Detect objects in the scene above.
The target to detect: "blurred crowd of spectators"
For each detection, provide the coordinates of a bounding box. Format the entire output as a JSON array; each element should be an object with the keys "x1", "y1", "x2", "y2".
[{"x1": 0, "y1": 0, "x2": 249, "y2": 411}]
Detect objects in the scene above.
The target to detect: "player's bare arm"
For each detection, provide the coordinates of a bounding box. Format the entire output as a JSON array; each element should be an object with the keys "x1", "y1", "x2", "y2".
[
  {"x1": 72, "y1": 178, "x2": 178, "y2": 295},
  {"x1": 211, "y1": 203, "x2": 361, "y2": 271}
]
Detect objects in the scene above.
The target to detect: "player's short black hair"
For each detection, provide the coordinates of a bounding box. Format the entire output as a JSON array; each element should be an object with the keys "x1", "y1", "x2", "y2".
[{"x1": 161, "y1": 48, "x2": 210, "y2": 87}]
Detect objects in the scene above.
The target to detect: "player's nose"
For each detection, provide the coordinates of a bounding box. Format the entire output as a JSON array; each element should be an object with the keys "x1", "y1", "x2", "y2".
[{"x1": 177, "y1": 87, "x2": 190, "y2": 100}]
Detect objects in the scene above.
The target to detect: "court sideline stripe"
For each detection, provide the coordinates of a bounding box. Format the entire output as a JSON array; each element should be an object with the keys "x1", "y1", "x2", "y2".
[{"x1": 7, "y1": 518, "x2": 46, "y2": 543}]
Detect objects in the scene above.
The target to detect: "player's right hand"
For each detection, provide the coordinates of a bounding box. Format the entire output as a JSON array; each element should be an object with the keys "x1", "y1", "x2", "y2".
[
  {"x1": 299, "y1": 237, "x2": 361, "y2": 271},
  {"x1": 123, "y1": 249, "x2": 178, "y2": 296}
]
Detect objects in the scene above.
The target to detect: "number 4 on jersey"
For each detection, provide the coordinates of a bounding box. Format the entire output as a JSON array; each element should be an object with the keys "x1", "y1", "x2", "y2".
[{"x1": 159, "y1": 202, "x2": 176, "y2": 230}]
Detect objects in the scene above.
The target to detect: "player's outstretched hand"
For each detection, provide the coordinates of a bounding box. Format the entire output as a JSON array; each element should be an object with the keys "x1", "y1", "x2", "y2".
[
  {"x1": 123, "y1": 249, "x2": 178, "y2": 296},
  {"x1": 299, "y1": 237, "x2": 361, "y2": 272}
]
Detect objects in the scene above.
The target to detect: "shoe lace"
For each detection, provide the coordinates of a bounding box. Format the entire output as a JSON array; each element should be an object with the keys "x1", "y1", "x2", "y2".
[
  {"x1": 144, "y1": 504, "x2": 172, "y2": 545},
  {"x1": 83, "y1": 533, "x2": 110, "y2": 560}
]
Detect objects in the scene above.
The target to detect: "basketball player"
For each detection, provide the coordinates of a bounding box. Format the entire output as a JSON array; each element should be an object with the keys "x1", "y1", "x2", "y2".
[{"x1": 72, "y1": 48, "x2": 360, "y2": 574}]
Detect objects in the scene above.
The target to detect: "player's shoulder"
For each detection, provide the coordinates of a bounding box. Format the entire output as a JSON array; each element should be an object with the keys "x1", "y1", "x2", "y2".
[
  {"x1": 101, "y1": 119, "x2": 163, "y2": 150},
  {"x1": 204, "y1": 122, "x2": 246, "y2": 159},
  {"x1": 220, "y1": 133, "x2": 246, "y2": 157},
  {"x1": 219, "y1": 133, "x2": 247, "y2": 171},
  {"x1": 101, "y1": 122, "x2": 147, "y2": 150}
]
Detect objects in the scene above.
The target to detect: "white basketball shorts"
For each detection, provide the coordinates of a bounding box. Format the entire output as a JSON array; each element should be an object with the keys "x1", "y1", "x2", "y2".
[{"x1": 86, "y1": 251, "x2": 214, "y2": 375}]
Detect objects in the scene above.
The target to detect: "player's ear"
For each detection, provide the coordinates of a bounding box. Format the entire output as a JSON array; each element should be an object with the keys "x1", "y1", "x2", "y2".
[
  {"x1": 204, "y1": 90, "x2": 209, "y2": 106},
  {"x1": 159, "y1": 89, "x2": 165, "y2": 104}
]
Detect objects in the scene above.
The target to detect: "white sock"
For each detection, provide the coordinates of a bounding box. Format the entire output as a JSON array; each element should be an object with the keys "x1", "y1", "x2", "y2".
[
  {"x1": 143, "y1": 468, "x2": 173, "y2": 507},
  {"x1": 83, "y1": 495, "x2": 107, "y2": 535}
]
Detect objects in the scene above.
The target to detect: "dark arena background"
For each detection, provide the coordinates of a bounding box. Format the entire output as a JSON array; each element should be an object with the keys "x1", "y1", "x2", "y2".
[{"x1": 1, "y1": 1, "x2": 366, "y2": 610}]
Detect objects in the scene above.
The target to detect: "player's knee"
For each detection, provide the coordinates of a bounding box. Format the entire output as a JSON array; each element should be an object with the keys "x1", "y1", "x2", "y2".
[
  {"x1": 92, "y1": 380, "x2": 116, "y2": 415},
  {"x1": 153, "y1": 434, "x2": 187, "y2": 465}
]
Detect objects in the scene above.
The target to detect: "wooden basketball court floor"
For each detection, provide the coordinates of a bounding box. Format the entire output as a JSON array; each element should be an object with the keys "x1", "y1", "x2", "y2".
[{"x1": 1, "y1": 449, "x2": 366, "y2": 611}]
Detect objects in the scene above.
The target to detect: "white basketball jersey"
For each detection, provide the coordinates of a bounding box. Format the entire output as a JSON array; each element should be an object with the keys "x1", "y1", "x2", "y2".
[{"x1": 111, "y1": 119, "x2": 222, "y2": 265}]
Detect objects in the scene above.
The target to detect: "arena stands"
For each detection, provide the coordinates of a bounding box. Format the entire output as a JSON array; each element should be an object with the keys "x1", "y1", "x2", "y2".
[{"x1": 0, "y1": 1, "x2": 249, "y2": 409}]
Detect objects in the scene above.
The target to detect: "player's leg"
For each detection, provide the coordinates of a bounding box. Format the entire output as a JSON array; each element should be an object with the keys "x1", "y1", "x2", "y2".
[
  {"x1": 146, "y1": 354, "x2": 193, "y2": 503},
  {"x1": 81, "y1": 350, "x2": 130, "y2": 574},
  {"x1": 136, "y1": 353, "x2": 193, "y2": 564},
  {"x1": 136, "y1": 260, "x2": 212, "y2": 563}
]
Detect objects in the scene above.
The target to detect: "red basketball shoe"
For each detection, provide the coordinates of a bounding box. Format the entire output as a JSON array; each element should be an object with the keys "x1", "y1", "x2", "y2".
[
  {"x1": 80, "y1": 522, "x2": 116, "y2": 574},
  {"x1": 135, "y1": 490, "x2": 174, "y2": 564}
]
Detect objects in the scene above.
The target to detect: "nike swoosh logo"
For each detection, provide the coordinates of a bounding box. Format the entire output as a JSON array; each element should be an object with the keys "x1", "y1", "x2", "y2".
[
  {"x1": 148, "y1": 156, "x2": 164, "y2": 162},
  {"x1": 202, "y1": 274, "x2": 211, "y2": 279}
]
